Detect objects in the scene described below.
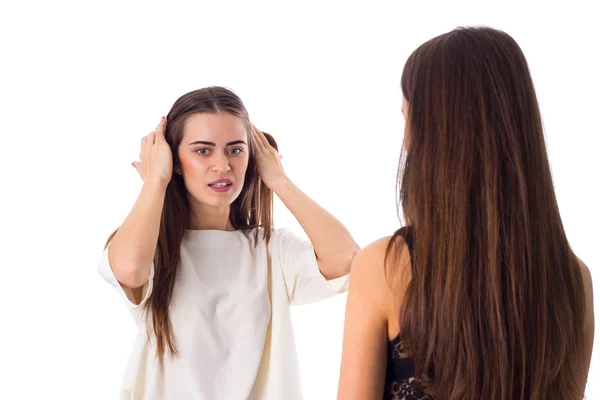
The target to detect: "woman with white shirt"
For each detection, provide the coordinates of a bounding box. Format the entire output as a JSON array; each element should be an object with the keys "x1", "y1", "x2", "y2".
[{"x1": 98, "y1": 86, "x2": 358, "y2": 399}]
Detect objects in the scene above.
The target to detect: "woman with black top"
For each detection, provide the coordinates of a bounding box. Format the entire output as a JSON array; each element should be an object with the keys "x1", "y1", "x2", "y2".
[{"x1": 337, "y1": 27, "x2": 594, "y2": 400}]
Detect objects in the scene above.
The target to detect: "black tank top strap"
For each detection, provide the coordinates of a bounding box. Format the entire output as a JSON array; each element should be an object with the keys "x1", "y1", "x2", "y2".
[{"x1": 383, "y1": 225, "x2": 434, "y2": 399}]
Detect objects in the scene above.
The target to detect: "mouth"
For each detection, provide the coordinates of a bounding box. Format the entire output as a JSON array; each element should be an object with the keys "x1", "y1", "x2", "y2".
[
  {"x1": 208, "y1": 182, "x2": 232, "y2": 188},
  {"x1": 208, "y1": 179, "x2": 233, "y2": 188},
  {"x1": 208, "y1": 179, "x2": 233, "y2": 192}
]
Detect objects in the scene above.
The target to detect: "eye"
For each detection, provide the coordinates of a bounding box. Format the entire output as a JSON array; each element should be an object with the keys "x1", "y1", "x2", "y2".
[
  {"x1": 228, "y1": 147, "x2": 244, "y2": 155},
  {"x1": 195, "y1": 148, "x2": 210, "y2": 156}
]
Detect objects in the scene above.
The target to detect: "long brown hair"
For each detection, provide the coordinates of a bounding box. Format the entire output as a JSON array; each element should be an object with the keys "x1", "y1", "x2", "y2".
[
  {"x1": 105, "y1": 86, "x2": 279, "y2": 359},
  {"x1": 386, "y1": 27, "x2": 586, "y2": 399}
]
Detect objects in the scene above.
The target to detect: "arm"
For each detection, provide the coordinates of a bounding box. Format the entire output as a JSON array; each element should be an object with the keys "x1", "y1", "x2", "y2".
[
  {"x1": 271, "y1": 178, "x2": 358, "y2": 279},
  {"x1": 337, "y1": 237, "x2": 396, "y2": 399},
  {"x1": 251, "y1": 125, "x2": 359, "y2": 280},
  {"x1": 108, "y1": 117, "x2": 172, "y2": 293},
  {"x1": 108, "y1": 181, "x2": 166, "y2": 290}
]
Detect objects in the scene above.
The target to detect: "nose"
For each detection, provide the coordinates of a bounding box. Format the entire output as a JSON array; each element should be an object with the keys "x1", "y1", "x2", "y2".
[{"x1": 211, "y1": 153, "x2": 231, "y2": 172}]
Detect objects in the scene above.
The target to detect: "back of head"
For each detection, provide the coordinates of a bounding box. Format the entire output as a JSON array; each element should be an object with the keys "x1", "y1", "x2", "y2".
[{"x1": 392, "y1": 27, "x2": 586, "y2": 400}]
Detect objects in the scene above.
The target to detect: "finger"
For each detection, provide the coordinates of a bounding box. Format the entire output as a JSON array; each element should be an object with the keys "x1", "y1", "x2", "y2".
[
  {"x1": 252, "y1": 124, "x2": 270, "y2": 148},
  {"x1": 147, "y1": 131, "x2": 156, "y2": 147},
  {"x1": 250, "y1": 125, "x2": 265, "y2": 152},
  {"x1": 131, "y1": 161, "x2": 142, "y2": 178},
  {"x1": 155, "y1": 116, "x2": 167, "y2": 142},
  {"x1": 263, "y1": 131, "x2": 278, "y2": 151},
  {"x1": 140, "y1": 137, "x2": 148, "y2": 158},
  {"x1": 250, "y1": 125, "x2": 261, "y2": 151},
  {"x1": 156, "y1": 116, "x2": 165, "y2": 130}
]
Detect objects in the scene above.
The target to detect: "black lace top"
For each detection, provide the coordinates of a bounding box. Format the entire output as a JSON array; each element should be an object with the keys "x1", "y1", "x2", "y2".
[
  {"x1": 384, "y1": 335, "x2": 432, "y2": 400},
  {"x1": 383, "y1": 227, "x2": 433, "y2": 400}
]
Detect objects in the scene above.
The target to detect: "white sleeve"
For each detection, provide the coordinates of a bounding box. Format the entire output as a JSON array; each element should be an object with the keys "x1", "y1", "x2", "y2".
[
  {"x1": 273, "y1": 228, "x2": 349, "y2": 306},
  {"x1": 97, "y1": 245, "x2": 155, "y2": 313}
]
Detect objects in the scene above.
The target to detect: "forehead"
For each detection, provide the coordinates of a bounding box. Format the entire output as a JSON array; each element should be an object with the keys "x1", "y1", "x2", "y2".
[{"x1": 182, "y1": 113, "x2": 247, "y2": 143}]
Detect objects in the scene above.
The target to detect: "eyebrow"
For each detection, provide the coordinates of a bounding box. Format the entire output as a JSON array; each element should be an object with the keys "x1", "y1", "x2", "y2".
[{"x1": 188, "y1": 140, "x2": 247, "y2": 146}]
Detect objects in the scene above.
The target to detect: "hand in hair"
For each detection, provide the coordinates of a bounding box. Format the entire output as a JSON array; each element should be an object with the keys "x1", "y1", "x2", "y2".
[
  {"x1": 131, "y1": 117, "x2": 173, "y2": 188},
  {"x1": 251, "y1": 124, "x2": 286, "y2": 190}
]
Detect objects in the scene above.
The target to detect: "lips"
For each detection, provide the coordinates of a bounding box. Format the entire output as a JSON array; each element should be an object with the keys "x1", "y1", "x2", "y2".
[
  {"x1": 208, "y1": 178, "x2": 233, "y2": 192},
  {"x1": 208, "y1": 178, "x2": 233, "y2": 188}
]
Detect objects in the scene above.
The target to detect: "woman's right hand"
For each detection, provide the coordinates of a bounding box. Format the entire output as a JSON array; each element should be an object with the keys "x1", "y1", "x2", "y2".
[{"x1": 132, "y1": 117, "x2": 173, "y2": 188}]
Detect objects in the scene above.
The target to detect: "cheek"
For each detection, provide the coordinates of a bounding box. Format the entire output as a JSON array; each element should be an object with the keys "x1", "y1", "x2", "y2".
[
  {"x1": 179, "y1": 154, "x2": 208, "y2": 176},
  {"x1": 234, "y1": 156, "x2": 249, "y2": 176}
]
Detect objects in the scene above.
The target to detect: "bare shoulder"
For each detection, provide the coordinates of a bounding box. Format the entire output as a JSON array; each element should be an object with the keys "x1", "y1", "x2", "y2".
[
  {"x1": 350, "y1": 237, "x2": 395, "y2": 291},
  {"x1": 577, "y1": 257, "x2": 594, "y2": 323},
  {"x1": 356, "y1": 234, "x2": 411, "y2": 279},
  {"x1": 578, "y1": 257, "x2": 593, "y2": 288},
  {"x1": 351, "y1": 235, "x2": 409, "y2": 278},
  {"x1": 350, "y1": 235, "x2": 412, "y2": 318}
]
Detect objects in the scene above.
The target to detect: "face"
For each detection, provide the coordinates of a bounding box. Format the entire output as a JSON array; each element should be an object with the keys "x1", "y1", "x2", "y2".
[{"x1": 176, "y1": 112, "x2": 250, "y2": 208}]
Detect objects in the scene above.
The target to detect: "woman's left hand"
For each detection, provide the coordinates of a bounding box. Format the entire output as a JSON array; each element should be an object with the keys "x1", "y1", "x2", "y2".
[{"x1": 251, "y1": 124, "x2": 287, "y2": 191}]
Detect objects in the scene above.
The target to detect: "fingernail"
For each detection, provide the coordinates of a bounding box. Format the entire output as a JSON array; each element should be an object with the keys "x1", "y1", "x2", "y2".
[{"x1": 160, "y1": 116, "x2": 165, "y2": 122}]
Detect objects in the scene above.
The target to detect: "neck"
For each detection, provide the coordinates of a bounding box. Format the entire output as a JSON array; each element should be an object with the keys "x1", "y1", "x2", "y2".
[{"x1": 187, "y1": 199, "x2": 235, "y2": 231}]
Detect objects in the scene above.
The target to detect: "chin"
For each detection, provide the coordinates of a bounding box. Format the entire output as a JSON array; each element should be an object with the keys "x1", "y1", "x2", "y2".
[
  {"x1": 192, "y1": 187, "x2": 242, "y2": 208},
  {"x1": 198, "y1": 196, "x2": 233, "y2": 208}
]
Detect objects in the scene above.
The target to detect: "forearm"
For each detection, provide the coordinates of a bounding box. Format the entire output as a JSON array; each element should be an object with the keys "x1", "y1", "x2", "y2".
[
  {"x1": 273, "y1": 177, "x2": 359, "y2": 279},
  {"x1": 108, "y1": 180, "x2": 167, "y2": 288}
]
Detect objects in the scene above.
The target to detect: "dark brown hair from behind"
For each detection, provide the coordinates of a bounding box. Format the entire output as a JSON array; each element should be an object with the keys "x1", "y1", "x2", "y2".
[{"x1": 386, "y1": 27, "x2": 586, "y2": 400}]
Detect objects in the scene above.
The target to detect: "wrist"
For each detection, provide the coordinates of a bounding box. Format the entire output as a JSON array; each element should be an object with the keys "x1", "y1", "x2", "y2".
[
  {"x1": 269, "y1": 174, "x2": 292, "y2": 193},
  {"x1": 143, "y1": 177, "x2": 170, "y2": 193}
]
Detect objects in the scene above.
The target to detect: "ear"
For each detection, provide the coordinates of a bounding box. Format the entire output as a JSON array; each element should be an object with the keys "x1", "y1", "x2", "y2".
[{"x1": 174, "y1": 165, "x2": 182, "y2": 175}]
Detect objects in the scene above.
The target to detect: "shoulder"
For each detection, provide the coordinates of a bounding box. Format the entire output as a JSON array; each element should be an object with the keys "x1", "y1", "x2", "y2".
[
  {"x1": 241, "y1": 226, "x2": 276, "y2": 244},
  {"x1": 578, "y1": 257, "x2": 594, "y2": 325},
  {"x1": 349, "y1": 235, "x2": 411, "y2": 303},
  {"x1": 268, "y1": 226, "x2": 310, "y2": 248},
  {"x1": 352, "y1": 234, "x2": 410, "y2": 280},
  {"x1": 354, "y1": 236, "x2": 400, "y2": 263},
  {"x1": 247, "y1": 226, "x2": 310, "y2": 255},
  {"x1": 578, "y1": 257, "x2": 593, "y2": 289}
]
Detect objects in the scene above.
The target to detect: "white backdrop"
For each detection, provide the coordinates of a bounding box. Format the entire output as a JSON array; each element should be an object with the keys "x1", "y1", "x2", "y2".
[{"x1": 1, "y1": 1, "x2": 598, "y2": 399}]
